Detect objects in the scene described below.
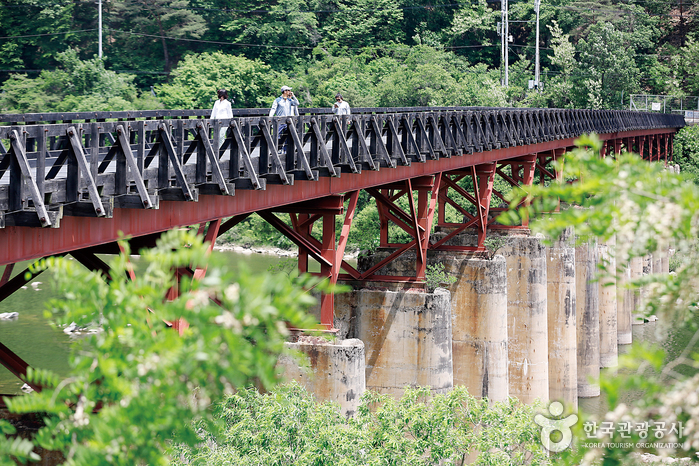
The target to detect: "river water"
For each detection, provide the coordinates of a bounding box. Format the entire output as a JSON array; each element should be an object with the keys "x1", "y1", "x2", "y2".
[
  {"x1": 0, "y1": 250, "x2": 285, "y2": 394},
  {"x1": 0, "y1": 250, "x2": 696, "y2": 418}
]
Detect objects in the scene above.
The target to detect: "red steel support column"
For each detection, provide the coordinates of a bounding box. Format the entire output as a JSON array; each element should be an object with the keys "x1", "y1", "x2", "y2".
[
  {"x1": 669, "y1": 133, "x2": 674, "y2": 163},
  {"x1": 320, "y1": 213, "x2": 336, "y2": 330},
  {"x1": 378, "y1": 190, "x2": 390, "y2": 246},
  {"x1": 437, "y1": 183, "x2": 448, "y2": 227},
  {"x1": 520, "y1": 155, "x2": 536, "y2": 228},
  {"x1": 475, "y1": 163, "x2": 496, "y2": 248},
  {"x1": 296, "y1": 214, "x2": 310, "y2": 274}
]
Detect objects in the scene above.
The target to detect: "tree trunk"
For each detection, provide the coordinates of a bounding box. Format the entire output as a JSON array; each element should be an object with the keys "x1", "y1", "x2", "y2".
[{"x1": 156, "y1": 15, "x2": 170, "y2": 72}]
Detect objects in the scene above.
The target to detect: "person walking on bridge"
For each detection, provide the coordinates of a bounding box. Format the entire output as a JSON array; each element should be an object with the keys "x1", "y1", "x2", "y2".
[
  {"x1": 211, "y1": 89, "x2": 233, "y2": 147},
  {"x1": 332, "y1": 93, "x2": 351, "y2": 115},
  {"x1": 269, "y1": 85, "x2": 299, "y2": 154}
]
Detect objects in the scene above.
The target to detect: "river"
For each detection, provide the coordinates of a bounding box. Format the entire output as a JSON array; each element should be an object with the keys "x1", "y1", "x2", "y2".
[{"x1": 0, "y1": 250, "x2": 696, "y2": 418}]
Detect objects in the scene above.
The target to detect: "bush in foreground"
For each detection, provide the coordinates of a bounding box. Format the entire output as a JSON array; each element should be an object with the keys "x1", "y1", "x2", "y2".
[{"x1": 171, "y1": 383, "x2": 548, "y2": 466}]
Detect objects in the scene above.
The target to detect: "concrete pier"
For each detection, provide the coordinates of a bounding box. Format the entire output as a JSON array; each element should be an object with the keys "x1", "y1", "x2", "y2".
[
  {"x1": 279, "y1": 338, "x2": 366, "y2": 417},
  {"x1": 661, "y1": 247, "x2": 671, "y2": 275},
  {"x1": 576, "y1": 239, "x2": 600, "y2": 398},
  {"x1": 334, "y1": 288, "x2": 453, "y2": 397},
  {"x1": 448, "y1": 254, "x2": 509, "y2": 402},
  {"x1": 598, "y1": 237, "x2": 618, "y2": 368},
  {"x1": 631, "y1": 256, "x2": 645, "y2": 325},
  {"x1": 546, "y1": 228, "x2": 577, "y2": 408},
  {"x1": 500, "y1": 235, "x2": 549, "y2": 404},
  {"x1": 617, "y1": 265, "x2": 633, "y2": 345}
]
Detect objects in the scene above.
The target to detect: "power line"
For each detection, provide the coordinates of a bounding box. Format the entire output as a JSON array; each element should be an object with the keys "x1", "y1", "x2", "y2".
[
  {"x1": 105, "y1": 28, "x2": 315, "y2": 49},
  {"x1": 0, "y1": 29, "x2": 97, "y2": 40}
]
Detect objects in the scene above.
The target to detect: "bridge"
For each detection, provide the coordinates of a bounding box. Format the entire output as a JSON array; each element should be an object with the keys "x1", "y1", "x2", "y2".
[{"x1": 0, "y1": 106, "x2": 685, "y2": 409}]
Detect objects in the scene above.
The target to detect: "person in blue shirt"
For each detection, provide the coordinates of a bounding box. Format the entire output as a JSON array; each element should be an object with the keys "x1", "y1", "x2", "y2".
[{"x1": 269, "y1": 85, "x2": 299, "y2": 154}]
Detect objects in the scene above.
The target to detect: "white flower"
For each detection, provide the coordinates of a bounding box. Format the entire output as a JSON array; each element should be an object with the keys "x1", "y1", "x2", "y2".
[
  {"x1": 225, "y1": 283, "x2": 240, "y2": 303},
  {"x1": 214, "y1": 311, "x2": 242, "y2": 332}
]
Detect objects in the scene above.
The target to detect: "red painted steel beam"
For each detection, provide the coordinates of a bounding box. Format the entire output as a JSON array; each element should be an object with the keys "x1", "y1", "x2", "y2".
[
  {"x1": 0, "y1": 264, "x2": 13, "y2": 287},
  {"x1": 270, "y1": 196, "x2": 345, "y2": 215},
  {"x1": 0, "y1": 342, "x2": 42, "y2": 392},
  {"x1": 0, "y1": 130, "x2": 678, "y2": 267},
  {"x1": 0, "y1": 261, "x2": 50, "y2": 303}
]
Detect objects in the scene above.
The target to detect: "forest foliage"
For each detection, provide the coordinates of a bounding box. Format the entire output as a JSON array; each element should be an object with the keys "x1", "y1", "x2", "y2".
[{"x1": 0, "y1": 0, "x2": 697, "y2": 113}]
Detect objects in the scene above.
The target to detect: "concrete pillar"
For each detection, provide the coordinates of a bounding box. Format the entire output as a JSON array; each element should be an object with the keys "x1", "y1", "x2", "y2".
[
  {"x1": 598, "y1": 237, "x2": 618, "y2": 368},
  {"x1": 576, "y1": 238, "x2": 600, "y2": 398},
  {"x1": 617, "y1": 265, "x2": 633, "y2": 345},
  {"x1": 652, "y1": 251, "x2": 662, "y2": 277},
  {"x1": 631, "y1": 256, "x2": 645, "y2": 325},
  {"x1": 334, "y1": 288, "x2": 453, "y2": 398},
  {"x1": 500, "y1": 235, "x2": 549, "y2": 404},
  {"x1": 661, "y1": 247, "x2": 670, "y2": 275},
  {"x1": 449, "y1": 254, "x2": 509, "y2": 402},
  {"x1": 279, "y1": 338, "x2": 366, "y2": 417},
  {"x1": 547, "y1": 227, "x2": 577, "y2": 408}
]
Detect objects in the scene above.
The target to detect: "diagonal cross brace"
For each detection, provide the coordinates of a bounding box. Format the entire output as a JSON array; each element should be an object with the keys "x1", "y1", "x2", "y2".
[
  {"x1": 66, "y1": 127, "x2": 107, "y2": 217},
  {"x1": 259, "y1": 211, "x2": 332, "y2": 267},
  {"x1": 259, "y1": 122, "x2": 290, "y2": 184},
  {"x1": 158, "y1": 124, "x2": 195, "y2": 200},
  {"x1": 370, "y1": 117, "x2": 396, "y2": 168},
  {"x1": 196, "y1": 122, "x2": 232, "y2": 195},
  {"x1": 9, "y1": 130, "x2": 52, "y2": 227},
  {"x1": 401, "y1": 115, "x2": 425, "y2": 162},
  {"x1": 332, "y1": 118, "x2": 359, "y2": 173},
  {"x1": 285, "y1": 118, "x2": 317, "y2": 181},
  {"x1": 352, "y1": 117, "x2": 378, "y2": 170},
  {"x1": 386, "y1": 117, "x2": 409, "y2": 166},
  {"x1": 309, "y1": 118, "x2": 338, "y2": 176},
  {"x1": 416, "y1": 117, "x2": 437, "y2": 160},
  {"x1": 230, "y1": 120, "x2": 262, "y2": 188},
  {"x1": 116, "y1": 125, "x2": 154, "y2": 208}
]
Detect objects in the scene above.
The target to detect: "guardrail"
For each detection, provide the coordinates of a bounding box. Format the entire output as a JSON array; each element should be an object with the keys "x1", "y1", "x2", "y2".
[{"x1": 0, "y1": 108, "x2": 685, "y2": 228}]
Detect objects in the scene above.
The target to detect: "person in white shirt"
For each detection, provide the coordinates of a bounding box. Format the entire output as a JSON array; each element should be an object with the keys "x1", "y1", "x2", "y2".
[
  {"x1": 211, "y1": 89, "x2": 233, "y2": 147},
  {"x1": 332, "y1": 93, "x2": 351, "y2": 115},
  {"x1": 269, "y1": 85, "x2": 299, "y2": 154}
]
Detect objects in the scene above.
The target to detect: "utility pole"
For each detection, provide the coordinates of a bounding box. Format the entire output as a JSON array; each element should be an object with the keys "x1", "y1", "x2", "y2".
[
  {"x1": 501, "y1": 0, "x2": 509, "y2": 86},
  {"x1": 534, "y1": 0, "x2": 540, "y2": 90},
  {"x1": 98, "y1": 0, "x2": 103, "y2": 58}
]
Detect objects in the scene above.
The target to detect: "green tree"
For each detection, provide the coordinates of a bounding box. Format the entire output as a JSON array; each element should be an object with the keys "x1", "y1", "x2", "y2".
[
  {"x1": 319, "y1": 0, "x2": 405, "y2": 49},
  {"x1": 673, "y1": 125, "x2": 699, "y2": 184},
  {"x1": 108, "y1": 0, "x2": 207, "y2": 73},
  {"x1": 574, "y1": 22, "x2": 640, "y2": 109},
  {"x1": 445, "y1": 0, "x2": 499, "y2": 66},
  {"x1": 678, "y1": 38, "x2": 699, "y2": 95},
  {"x1": 542, "y1": 21, "x2": 576, "y2": 109},
  {"x1": 0, "y1": 49, "x2": 160, "y2": 113},
  {"x1": 297, "y1": 54, "x2": 379, "y2": 108},
  {"x1": 0, "y1": 1, "x2": 99, "y2": 84},
  {"x1": 1, "y1": 230, "x2": 318, "y2": 465},
  {"x1": 156, "y1": 52, "x2": 281, "y2": 109},
  {"x1": 218, "y1": 0, "x2": 319, "y2": 71}
]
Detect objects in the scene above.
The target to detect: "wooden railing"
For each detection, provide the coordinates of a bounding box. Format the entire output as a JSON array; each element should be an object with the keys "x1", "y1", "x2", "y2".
[{"x1": 0, "y1": 107, "x2": 685, "y2": 228}]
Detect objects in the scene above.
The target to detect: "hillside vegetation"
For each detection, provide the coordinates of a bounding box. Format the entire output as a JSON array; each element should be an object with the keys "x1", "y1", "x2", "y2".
[{"x1": 0, "y1": 0, "x2": 697, "y2": 113}]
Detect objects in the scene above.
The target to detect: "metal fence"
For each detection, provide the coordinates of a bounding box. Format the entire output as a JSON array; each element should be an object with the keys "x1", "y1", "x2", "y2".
[{"x1": 630, "y1": 95, "x2": 699, "y2": 114}]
